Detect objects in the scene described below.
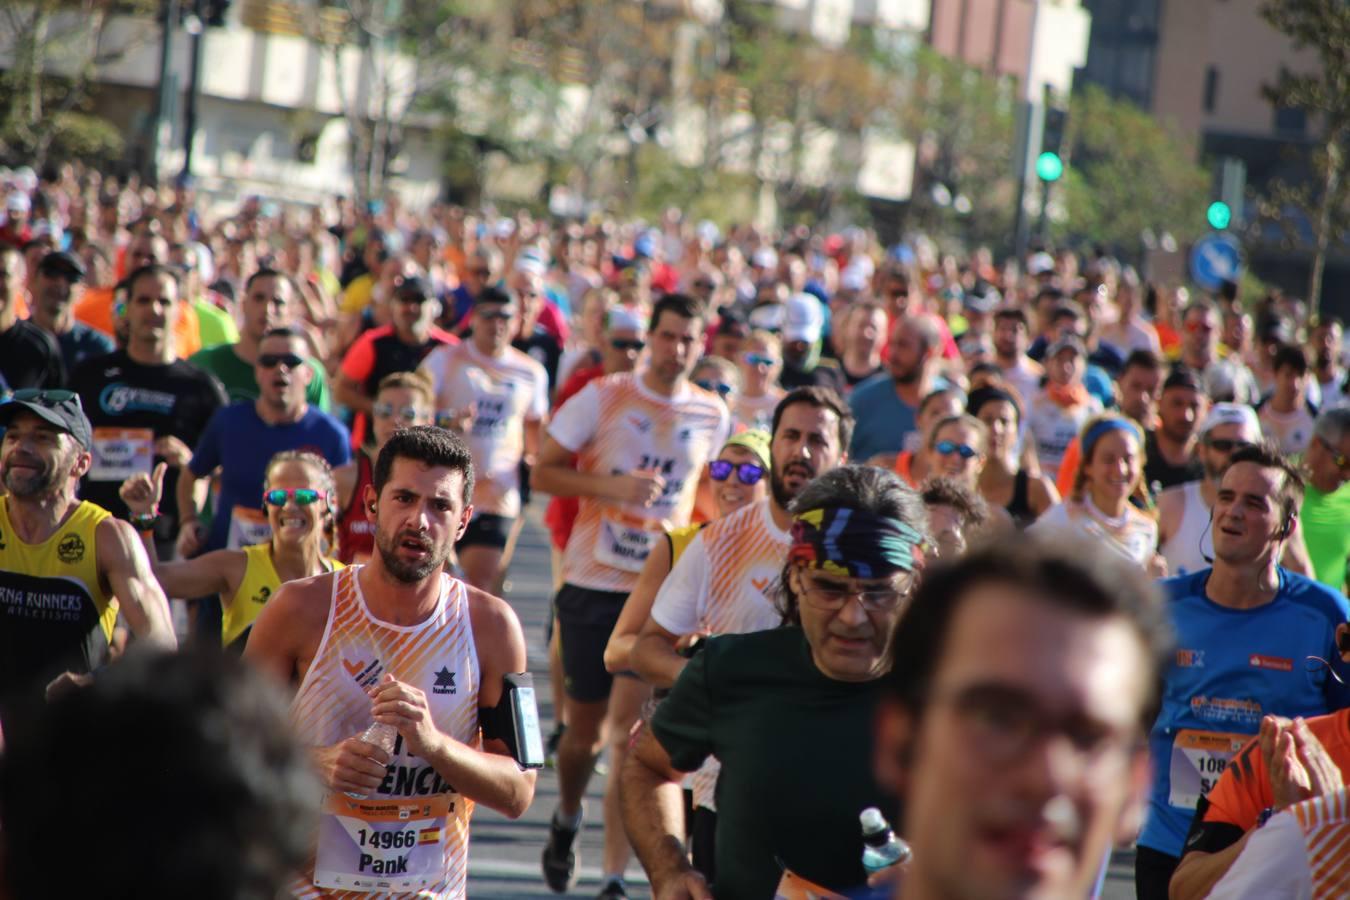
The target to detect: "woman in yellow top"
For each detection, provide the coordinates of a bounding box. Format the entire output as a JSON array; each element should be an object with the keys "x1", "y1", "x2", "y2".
[{"x1": 119, "y1": 449, "x2": 344, "y2": 652}]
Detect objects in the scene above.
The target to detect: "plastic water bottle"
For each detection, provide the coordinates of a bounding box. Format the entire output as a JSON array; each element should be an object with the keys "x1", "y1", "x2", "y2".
[
  {"x1": 345, "y1": 722, "x2": 398, "y2": 799},
  {"x1": 860, "y1": 807, "x2": 911, "y2": 873}
]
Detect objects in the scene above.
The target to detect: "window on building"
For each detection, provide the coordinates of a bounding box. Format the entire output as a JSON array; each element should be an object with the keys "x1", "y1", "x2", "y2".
[
  {"x1": 1274, "y1": 105, "x2": 1307, "y2": 136},
  {"x1": 1203, "y1": 67, "x2": 1219, "y2": 113}
]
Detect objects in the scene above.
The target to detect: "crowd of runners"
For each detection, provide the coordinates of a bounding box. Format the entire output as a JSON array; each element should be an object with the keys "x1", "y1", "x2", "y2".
[{"x1": 0, "y1": 161, "x2": 1348, "y2": 899}]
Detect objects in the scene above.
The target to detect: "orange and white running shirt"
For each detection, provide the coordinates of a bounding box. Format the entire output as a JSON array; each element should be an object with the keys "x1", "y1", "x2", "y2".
[
  {"x1": 650, "y1": 499, "x2": 791, "y2": 812},
  {"x1": 290, "y1": 567, "x2": 481, "y2": 899},
  {"x1": 1208, "y1": 786, "x2": 1350, "y2": 900},
  {"x1": 551, "y1": 372, "x2": 730, "y2": 594},
  {"x1": 421, "y1": 342, "x2": 548, "y2": 518}
]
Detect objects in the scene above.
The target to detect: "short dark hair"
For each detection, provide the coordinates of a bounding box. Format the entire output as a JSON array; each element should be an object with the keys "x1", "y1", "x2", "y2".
[
  {"x1": 993, "y1": 307, "x2": 1028, "y2": 328},
  {"x1": 121, "y1": 263, "x2": 181, "y2": 298},
  {"x1": 776, "y1": 466, "x2": 928, "y2": 625},
  {"x1": 1123, "y1": 349, "x2": 1163, "y2": 376},
  {"x1": 919, "y1": 475, "x2": 990, "y2": 531},
  {"x1": 259, "y1": 325, "x2": 305, "y2": 344},
  {"x1": 244, "y1": 266, "x2": 296, "y2": 297},
  {"x1": 1272, "y1": 342, "x2": 1309, "y2": 376},
  {"x1": 0, "y1": 650, "x2": 319, "y2": 900},
  {"x1": 1034, "y1": 286, "x2": 1065, "y2": 307},
  {"x1": 1049, "y1": 304, "x2": 1081, "y2": 326},
  {"x1": 771, "y1": 385, "x2": 855, "y2": 455},
  {"x1": 476, "y1": 285, "x2": 514, "y2": 307},
  {"x1": 373, "y1": 425, "x2": 475, "y2": 506},
  {"x1": 649, "y1": 293, "x2": 703, "y2": 333},
  {"x1": 1227, "y1": 441, "x2": 1305, "y2": 527},
  {"x1": 884, "y1": 534, "x2": 1173, "y2": 731}
]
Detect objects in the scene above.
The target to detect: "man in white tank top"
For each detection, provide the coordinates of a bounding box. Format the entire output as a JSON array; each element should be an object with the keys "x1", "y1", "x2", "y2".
[
  {"x1": 245, "y1": 426, "x2": 536, "y2": 899},
  {"x1": 1158, "y1": 404, "x2": 1313, "y2": 578}
]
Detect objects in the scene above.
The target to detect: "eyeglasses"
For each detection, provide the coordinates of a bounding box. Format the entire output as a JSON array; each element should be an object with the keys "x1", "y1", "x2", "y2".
[
  {"x1": 934, "y1": 440, "x2": 978, "y2": 459},
  {"x1": 709, "y1": 460, "x2": 764, "y2": 485},
  {"x1": 695, "y1": 379, "x2": 734, "y2": 398},
  {"x1": 799, "y1": 569, "x2": 911, "y2": 613},
  {"x1": 262, "y1": 488, "x2": 328, "y2": 507},
  {"x1": 931, "y1": 682, "x2": 1139, "y2": 775},
  {"x1": 611, "y1": 338, "x2": 646, "y2": 352},
  {"x1": 258, "y1": 353, "x2": 305, "y2": 370},
  {"x1": 744, "y1": 352, "x2": 776, "y2": 367},
  {"x1": 373, "y1": 402, "x2": 425, "y2": 423},
  {"x1": 1205, "y1": 438, "x2": 1253, "y2": 454},
  {"x1": 1319, "y1": 435, "x2": 1350, "y2": 470}
]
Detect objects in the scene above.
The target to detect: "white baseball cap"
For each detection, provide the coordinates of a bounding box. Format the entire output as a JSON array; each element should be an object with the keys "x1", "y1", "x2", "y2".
[
  {"x1": 783, "y1": 293, "x2": 824, "y2": 344},
  {"x1": 1201, "y1": 402, "x2": 1261, "y2": 438}
]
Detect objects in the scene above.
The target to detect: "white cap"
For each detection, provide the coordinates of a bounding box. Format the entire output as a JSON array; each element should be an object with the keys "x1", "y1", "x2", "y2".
[
  {"x1": 605, "y1": 304, "x2": 646, "y2": 335},
  {"x1": 1201, "y1": 402, "x2": 1261, "y2": 438},
  {"x1": 839, "y1": 269, "x2": 868, "y2": 292},
  {"x1": 751, "y1": 247, "x2": 778, "y2": 269},
  {"x1": 784, "y1": 293, "x2": 824, "y2": 344},
  {"x1": 6, "y1": 191, "x2": 30, "y2": 213},
  {"x1": 748, "y1": 302, "x2": 787, "y2": 333},
  {"x1": 514, "y1": 250, "x2": 548, "y2": 276},
  {"x1": 1027, "y1": 251, "x2": 1055, "y2": 276}
]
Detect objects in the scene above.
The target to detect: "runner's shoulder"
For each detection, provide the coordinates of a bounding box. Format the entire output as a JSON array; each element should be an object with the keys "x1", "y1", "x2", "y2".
[
  {"x1": 1276, "y1": 567, "x2": 1350, "y2": 616},
  {"x1": 257, "y1": 570, "x2": 337, "y2": 634}
]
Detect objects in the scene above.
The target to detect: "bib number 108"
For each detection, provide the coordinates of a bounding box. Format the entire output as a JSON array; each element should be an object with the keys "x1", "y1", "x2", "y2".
[{"x1": 358, "y1": 828, "x2": 415, "y2": 850}]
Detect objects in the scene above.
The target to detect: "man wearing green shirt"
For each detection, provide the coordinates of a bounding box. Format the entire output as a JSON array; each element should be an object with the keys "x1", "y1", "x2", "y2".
[
  {"x1": 190, "y1": 268, "x2": 331, "y2": 412},
  {"x1": 621, "y1": 465, "x2": 927, "y2": 900},
  {"x1": 1300, "y1": 407, "x2": 1350, "y2": 592}
]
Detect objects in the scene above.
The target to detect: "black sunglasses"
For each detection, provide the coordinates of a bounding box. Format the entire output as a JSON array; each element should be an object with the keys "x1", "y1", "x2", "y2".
[
  {"x1": 1205, "y1": 438, "x2": 1253, "y2": 454},
  {"x1": 258, "y1": 353, "x2": 305, "y2": 370},
  {"x1": 611, "y1": 338, "x2": 646, "y2": 352},
  {"x1": 10, "y1": 388, "x2": 78, "y2": 403}
]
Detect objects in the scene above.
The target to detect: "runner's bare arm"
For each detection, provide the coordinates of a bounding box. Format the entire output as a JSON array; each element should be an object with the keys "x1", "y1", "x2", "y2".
[
  {"x1": 334, "y1": 373, "x2": 373, "y2": 415},
  {"x1": 96, "y1": 517, "x2": 176, "y2": 648},
  {"x1": 243, "y1": 577, "x2": 330, "y2": 685},
  {"x1": 631, "y1": 614, "x2": 689, "y2": 689},
  {"x1": 1155, "y1": 485, "x2": 1183, "y2": 545},
  {"x1": 523, "y1": 416, "x2": 544, "y2": 465},
  {"x1": 149, "y1": 550, "x2": 245, "y2": 606},
  {"x1": 620, "y1": 722, "x2": 710, "y2": 900},
  {"x1": 532, "y1": 436, "x2": 664, "y2": 505},
  {"x1": 371, "y1": 587, "x2": 537, "y2": 819},
  {"x1": 1170, "y1": 835, "x2": 1253, "y2": 900},
  {"x1": 605, "y1": 536, "x2": 673, "y2": 673}
]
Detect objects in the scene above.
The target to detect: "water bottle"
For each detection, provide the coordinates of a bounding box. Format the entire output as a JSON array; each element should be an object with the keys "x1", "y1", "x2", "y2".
[
  {"x1": 860, "y1": 807, "x2": 911, "y2": 874},
  {"x1": 345, "y1": 722, "x2": 398, "y2": 799}
]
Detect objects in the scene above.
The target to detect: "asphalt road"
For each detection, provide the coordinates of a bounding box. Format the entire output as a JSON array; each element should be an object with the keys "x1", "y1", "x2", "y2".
[{"x1": 465, "y1": 505, "x2": 1138, "y2": 900}]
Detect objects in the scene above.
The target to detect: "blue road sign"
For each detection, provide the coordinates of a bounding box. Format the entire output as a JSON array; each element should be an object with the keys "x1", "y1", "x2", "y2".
[{"x1": 1190, "y1": 232, "x2": 1244, "y2": 291}]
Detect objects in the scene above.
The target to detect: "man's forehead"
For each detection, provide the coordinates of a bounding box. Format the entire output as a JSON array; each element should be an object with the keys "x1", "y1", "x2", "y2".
[
  {"x1": 259, "y1": 336, "x2": 304, "y2": 355},
  {"x1": 386, "y1": 458, "x2": 464, "y2": 494},
  {"x1": 1206, "y1": 423, "x2": 1255, "y2": 443},
  {"x1": 776, "y1": 403, "x2": 838, "y2": 433},
  {"x1": 1220, "y1": 461, "x2": 1280, "y2": 492}
]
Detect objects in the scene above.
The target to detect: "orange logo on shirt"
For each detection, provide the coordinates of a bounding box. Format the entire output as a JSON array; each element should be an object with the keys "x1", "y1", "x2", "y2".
[
  {"x1": 751, "y1": 576, "x2": 771, "y2": 594},
  {"x1": 342, "y1": 658, "x2": 365, "y2": 677}
]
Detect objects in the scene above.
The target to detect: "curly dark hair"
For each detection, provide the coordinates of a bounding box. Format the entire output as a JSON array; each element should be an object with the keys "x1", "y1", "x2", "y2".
[
  {"x1": 373, "y1": 424, "x2": 475, "y2": 507},
  {"x1": 919, "y1": 476, "x2": 990, "y2": 531}
]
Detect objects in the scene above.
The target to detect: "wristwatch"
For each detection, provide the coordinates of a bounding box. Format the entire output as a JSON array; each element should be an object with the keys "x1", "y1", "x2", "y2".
[{"x1": 128, "y1": 512, "x2": 160, "y2": 532}]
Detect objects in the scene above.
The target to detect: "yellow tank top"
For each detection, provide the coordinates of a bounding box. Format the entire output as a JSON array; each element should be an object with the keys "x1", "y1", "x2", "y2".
[
  {"x1": 0, "y1": 497, "x2": 115, "y2": 700},
  {"x1": 223, "y1": 543, "x2": 344, "y2": 651},
  {"x1": 666, "y1": 523, "x2": 704, "y2": 568}
]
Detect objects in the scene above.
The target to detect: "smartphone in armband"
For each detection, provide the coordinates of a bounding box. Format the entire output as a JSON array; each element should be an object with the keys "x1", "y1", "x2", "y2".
[{"x1": 505, "y1": 673, "x2": 545, "y2": 769}]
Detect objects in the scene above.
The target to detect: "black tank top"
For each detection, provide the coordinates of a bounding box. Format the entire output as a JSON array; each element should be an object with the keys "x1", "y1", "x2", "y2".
[{"x1": 1006, "y1": 469, "x2": 1036, "y2": 527}]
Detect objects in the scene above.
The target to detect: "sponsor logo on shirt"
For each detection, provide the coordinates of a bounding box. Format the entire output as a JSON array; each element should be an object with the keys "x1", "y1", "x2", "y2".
[
  {"x1": 1176, "y1": 649, "x2": 1206, "y2": 668},
  {"x1": 627, "y1": 415, "x2": 652, "y2": 434},
  {"x1": 99, "y1": 384, "x2": 176, "y2": 415},
  {"x1": 432, "y1": 667, "x2": 456, "y2": 695},
  {"x1": 343, "y1": 657, "x2": 385, "y2": 688},
  {"x1": 57, "y1": 533, "x2": 85, "y2": 563},
  {"x1": 1248, "y1": 653, "x2": 1293, "y2": 672}
]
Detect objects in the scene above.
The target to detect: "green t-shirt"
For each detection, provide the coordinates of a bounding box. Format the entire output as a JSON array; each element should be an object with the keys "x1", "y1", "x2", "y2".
[
  {"x1": 193, "y1": 300, "x2": 240, "y2": 350},
  {"x1": 651, "y1": 627, "x2": 891, "y2": 899},
  {"x1": 1301, "y1": 483, "x2": 1350, "y2": 592},
  {"x1": 189, "y1": 343, "x2": 332, "y2": 413}
]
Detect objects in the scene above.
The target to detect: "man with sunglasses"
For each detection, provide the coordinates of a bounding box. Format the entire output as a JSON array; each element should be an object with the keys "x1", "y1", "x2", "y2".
[
  {"x1": 178, "y1": 327, "x2": 350, "y2": 632},
  {"x1": 623, "y1": 466, "x2": 924, "y2": 899},
  {"x1": 190, "y1": 267, "x2": 332, "y2": 412},
  {"x1": 0, "y1": 389, "x2": 175, "y2": 725},
  {"x1": 1137, "y1": 443, "x2": 1350, "y2": 900},
  {"x1": 336, "y1": 275, "x2": 456, "y2": 449},
  {"x1": 68, "y1": 264, "x2": 227, "y2": 556},
  {"x1": 419, "y1": 287, "x2": 548, "y2": 592},
  {"x1": 1299, "y1": 407, "x2": 1350, "y2": 593}
]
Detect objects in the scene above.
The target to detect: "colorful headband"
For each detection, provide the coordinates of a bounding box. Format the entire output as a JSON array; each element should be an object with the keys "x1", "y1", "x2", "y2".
[
  {"x1": 789, "y1": 506, "x2": 925, "y2": 578},
  {"x1": 1082, "y1": 418, "x2": 1142, "y2": 457}
]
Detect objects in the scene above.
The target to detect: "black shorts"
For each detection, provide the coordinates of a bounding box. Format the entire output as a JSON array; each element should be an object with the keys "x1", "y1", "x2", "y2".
[
  {"x1": 554, "y1": 583, "x2": 628, "y2": 703},
  {"x1": 456, "y1": 513, "x2": 510, "y2": 551}
]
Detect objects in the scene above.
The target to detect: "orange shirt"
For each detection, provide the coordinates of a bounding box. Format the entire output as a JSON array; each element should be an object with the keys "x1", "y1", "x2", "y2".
[{"x1": 73, "y1": 288, "x2": 201, "y2": 357}]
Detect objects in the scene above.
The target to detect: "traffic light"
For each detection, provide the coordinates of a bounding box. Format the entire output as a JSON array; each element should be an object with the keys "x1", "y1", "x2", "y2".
[
  {"x1": 1037, "y1": 106, "x2": 1068, "y2": 183},
  {"x1": 1207, "y1": 201, "x2": 1232, "y2": 230}
]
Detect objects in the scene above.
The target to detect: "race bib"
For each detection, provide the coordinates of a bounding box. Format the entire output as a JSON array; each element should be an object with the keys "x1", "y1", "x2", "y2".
[
  {"x1": 593, "y1": 513, "x2": 659, "y2": 573},
  {"x1": 89, "y1": 427, "x2": 153, "y2": 481},
  {"x1": 227, "y1": 505, "x2": 272, "y2": 550},
  {"x1": 314, "y1": 792, "x2": 451, "y2": 892},
  {"x1": 1168, "y1": 729, "x2": 1249, "y2": 809}
]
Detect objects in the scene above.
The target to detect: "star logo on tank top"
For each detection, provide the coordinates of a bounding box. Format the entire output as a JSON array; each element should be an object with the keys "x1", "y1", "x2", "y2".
[{"x1": 433, "y1": 667, "x2": 457, "y2": 695}]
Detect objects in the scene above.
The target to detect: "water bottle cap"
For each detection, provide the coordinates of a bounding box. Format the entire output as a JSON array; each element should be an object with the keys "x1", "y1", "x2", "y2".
[{"x1": 860, "y1": 807, "x2": 887, "y2": 833}]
